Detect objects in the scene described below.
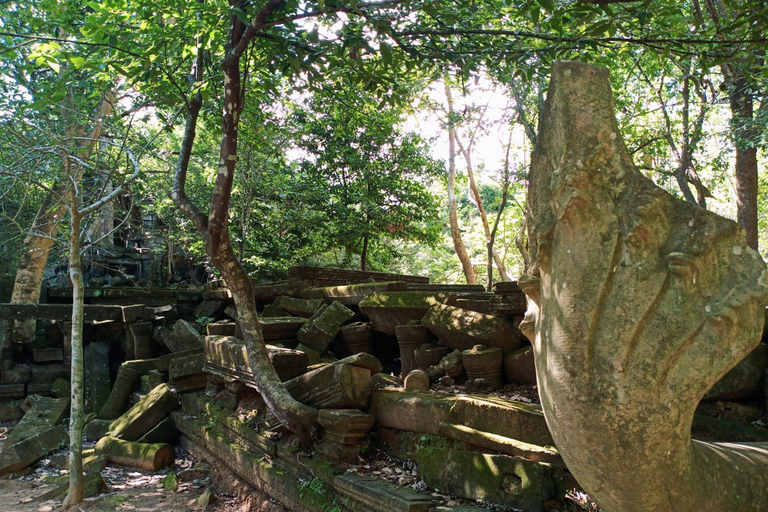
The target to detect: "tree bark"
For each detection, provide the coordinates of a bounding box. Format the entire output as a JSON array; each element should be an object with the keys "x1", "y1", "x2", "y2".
[
  {"x1": 725, "y1": 73, "x2": 758, "y2": 249},
  {"x1": 702, "y1": 0, "x2": 761, "y2": 249},
  {"x1": 5, "y1": 187, "x2": 66, "y2": 348},
  {"x1": 458, "y1": 139, "x2": 511, "y2": 284},
  {"x1": 63, "y1": 184, "x2": 85, "y2": 510},
  {"x1": 444, "y1": 79, "x2": 476, "y2": 285}
]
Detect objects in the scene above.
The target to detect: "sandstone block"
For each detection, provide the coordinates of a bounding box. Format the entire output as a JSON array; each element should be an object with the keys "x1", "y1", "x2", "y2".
[
  {"x1": 193, "y1": 299, "x2": 227, "y2": 319},
  {"x1": 85, "y1": 341, "x2": 111, "y2": 415},
  {"x1": 273, "y1": 296, "x2": 325, "y2": 317},
  {"x1": 1, "y1": 366, "x2": 31, "y2": 384},
  {"x1": 204, "y1": 335, "x2": 309, "y2": 383},
  {"x1": 503, "y1": 346, "x2": 537, "y2": 386},
  {"x1": 0, "y1": 425, "x2": 68, "y2": 476},
  {"x1": 166, "y1": 319, "x2": 204, "y2": 353},
  {"x1": 359, "y1": 292, "x2": 454, "y2": 335},
  {"x1": 421, "y1": 304, "x2": 522, "y2": 352},
  {"x1": 414, "y1": 447, "x2": 554, "y2": 512},
  {"x1": 109, "y1": 383, "x2": 178, "y2": 441},
  {"x1": 32, "y1": 348, "x2": 64, "y2": 363},
  {"x1": 8, "y1": 395, "x2": 70, "y2": 444},
  {"x1": 297, "y1": 301, "x2": 355, "y2": 354}
]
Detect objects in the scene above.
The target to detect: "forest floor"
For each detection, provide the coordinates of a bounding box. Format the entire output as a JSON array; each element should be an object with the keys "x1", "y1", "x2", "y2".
[{"x1": 0, "y1": 430, "x2": 287, "y2": 512}]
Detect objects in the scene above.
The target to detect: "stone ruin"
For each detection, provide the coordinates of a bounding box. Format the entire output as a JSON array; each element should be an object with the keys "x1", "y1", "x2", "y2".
[{"x1": 1, "y1": 64, "x2": 768, "y2": 512}]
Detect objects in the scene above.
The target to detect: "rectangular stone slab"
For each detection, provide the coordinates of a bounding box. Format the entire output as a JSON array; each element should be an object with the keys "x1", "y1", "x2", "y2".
[
  {"x1": 298, "y1": 281, "x2": 408, "y2": 305},
  {"x1": 297, "y1": 301, "x2": 354, "y2": 354},
  {"x1": 289, "y1": 266, "x2": 429, "y2": 286},
  {"x1": 86, "y1": 342, "x2": 111, "y2": 415},
  {"x1": 169, "y1": 352, "x2": 206, "y2": 380},
  {"x1": 7, "y1": 396, "x2": 70, "y2": 443},
  {"x1": 334, "y1": 473, "x2": 436, "y2": 512},
  {"x1": 358, "y1": 292, "x2": 455, "y2": 335},
  {"x1": 273, "y1": 296, "x2": 325, "y2": 318},
  {"x1": 165, "y1": 319, "x2": 204, "y2": 353},
  {"x1": 0, "y1": 425, "x2": 68, "y2": 476},
  {"x1": 109, "y1": 383, "x2": 178, "y2": 441},
  {"x1": 157, "y1": 348, "x2": 203, "y2": 372},
  {"x1": 258, "y1": 316, "x2": 308, "y2": 341},
  {"x1": 369, "y1": 389, "x2": 457, "y2": 435},
  {"x1": 0, "y1": 303, "x2": 153, "y2": 322},
  {"x1": 204, "y1": 335, "x2": 309, "y2": 382},
  {"x1": 439, "y1": 395, "x2": 554, "y2": 448}
]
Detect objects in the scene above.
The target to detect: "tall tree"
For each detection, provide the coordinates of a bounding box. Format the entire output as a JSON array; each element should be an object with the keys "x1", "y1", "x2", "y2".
[{"x1": 444, "y1": 79, "x2": 477, "y2": 284}]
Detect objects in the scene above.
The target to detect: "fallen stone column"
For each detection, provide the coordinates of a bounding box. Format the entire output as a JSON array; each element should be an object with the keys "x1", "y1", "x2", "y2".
[
  {"x1": 98, "y1": 365, "x2": 142, "y2": 420},
  {"x1": 95, "y1": 435, "x2": 175, "y2": 471},
  {"x1": 109, "y1": 382, "x2": 178, "y2": 441}
]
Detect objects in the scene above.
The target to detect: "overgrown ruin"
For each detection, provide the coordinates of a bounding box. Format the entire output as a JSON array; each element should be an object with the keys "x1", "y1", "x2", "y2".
[{"x1": 2, "y1": 63, "x2": 768, "y2": 512}]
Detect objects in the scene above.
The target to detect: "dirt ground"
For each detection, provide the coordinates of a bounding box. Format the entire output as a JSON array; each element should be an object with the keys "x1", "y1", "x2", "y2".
[{"x1": 0, "y1": 443, "x2": 287, "y2": 512}]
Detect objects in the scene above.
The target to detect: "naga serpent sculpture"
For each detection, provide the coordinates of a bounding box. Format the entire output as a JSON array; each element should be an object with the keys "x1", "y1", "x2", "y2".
[{"x1": 519, "y1": 61, "x2": 768, "y2": 512}]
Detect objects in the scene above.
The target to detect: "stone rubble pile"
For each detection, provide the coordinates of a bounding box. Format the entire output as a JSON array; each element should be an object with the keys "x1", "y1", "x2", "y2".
[{"x1": 1, "y1": 265, "x2": 766, "y2": 512}]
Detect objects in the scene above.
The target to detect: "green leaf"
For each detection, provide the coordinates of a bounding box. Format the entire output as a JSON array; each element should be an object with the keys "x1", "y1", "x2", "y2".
[
  {"x1": 231, "y1": 7, "x2": 250, "y2": 25},
  {"x1": 537, "y1": 0, "x2": 555, "y2": 12},
  {"x1": 69, "y1": 56, "x2": 86, "y2": 69},
  {"x1": 380, "y1": 42, "x2": 393, "y2": 66},
  {"x1": 289, "y1": 55, "x2": 301, "y2": 72},
  {"x1": 47, "y1": 60, "x2": 61, "y2": 74}
]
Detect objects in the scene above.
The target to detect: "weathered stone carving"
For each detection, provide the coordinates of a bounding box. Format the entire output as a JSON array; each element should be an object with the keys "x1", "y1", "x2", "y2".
[{"x1": 522, "y1": 61, "x2": 768, "y2": 512}]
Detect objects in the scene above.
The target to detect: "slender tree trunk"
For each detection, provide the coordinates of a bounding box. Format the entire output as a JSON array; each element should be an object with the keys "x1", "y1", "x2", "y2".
[
  {"x1": 488, "y1": 136, "x2": 513, "y2": 291},
  {"x1": 171, "y1": 2, "x2": 316, "y2": 440},
  {"x1": 725, "y1": 73, "x2": 758, "y2": 249},
  {"x1": 444, "y1": 80, "x2": 476, "y2": 284},
  {"x1": 459, "y1": 146, "x2": 510, "y2": 283},
  {"x1": 702, "y1": 0, "x2": 760, "y2": 249},
  {"x1": 63, "y1": 186, "x2": 84, "y2": 510},
  {"x1": 361, "y1": 233, "x2": 369, "y2": 271}
]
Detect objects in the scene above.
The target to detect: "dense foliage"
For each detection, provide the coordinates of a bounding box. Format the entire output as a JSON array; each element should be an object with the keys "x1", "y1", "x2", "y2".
[{"x1": 1, "y1": 0, "x2": 766, "y2": 282}]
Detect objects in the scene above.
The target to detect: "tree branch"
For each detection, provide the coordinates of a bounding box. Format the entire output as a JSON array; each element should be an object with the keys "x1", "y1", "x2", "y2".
[{"x1": 170, "y1": 93, "x2": 207, "y2": 233}]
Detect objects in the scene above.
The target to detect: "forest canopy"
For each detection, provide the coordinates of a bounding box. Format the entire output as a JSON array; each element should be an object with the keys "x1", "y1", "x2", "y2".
[{"x1": 1, "y1": 0, "x2": 767, "y2": 284}]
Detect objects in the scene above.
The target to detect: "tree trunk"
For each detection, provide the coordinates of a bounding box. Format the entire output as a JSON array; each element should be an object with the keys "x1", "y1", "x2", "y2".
[
  {"x1": 725, "y1": 73, "x2": 758, "y2": 249},
  {"x1": 361, "y1": 233, "x2": 369, "y2": 271},
  {"x1": 5, "y1": 187, "x2": 66, "y2": 349},
  {"x1": 444, "y1": 80, "x2": 476, "y2": 284},
  {"x1": 171, "y1": 4, "x2": 316, "y2": 440},
  {"x1": 461, "y1": 147, "x2": 510, "y2": 283},
  {"x1": 63, "y1": 190, "x2": 84, "y2": 510}
]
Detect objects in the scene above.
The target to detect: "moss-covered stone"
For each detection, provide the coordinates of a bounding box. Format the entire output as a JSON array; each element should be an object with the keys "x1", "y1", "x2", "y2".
[
  {"x1": 95, "y1": 435, "x2": 175, "y2": 471},
  {"x1": 297, "y1": 301, "x2": 355, "y2": 354},
  {"x1": 359, "y1": 292, "x2": 453, "y2": 335},
  {"x1": 421, "y1": 305, "x2": 522, "y2": 352},
  {"x1": 7, "y1": 395, "x2": 69, "y2": 443},
  {"x1": 109, "y1": 383, "x2": 178, "y2": 441},
  {"x1": 414, "y1": 446, "x2": 553, "y2": 512}
]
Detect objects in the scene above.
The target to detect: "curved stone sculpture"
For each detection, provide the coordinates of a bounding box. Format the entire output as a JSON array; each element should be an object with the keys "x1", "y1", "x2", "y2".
[{"x1": 521, "y1": 61, "x2": 768, "y2": 512}]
